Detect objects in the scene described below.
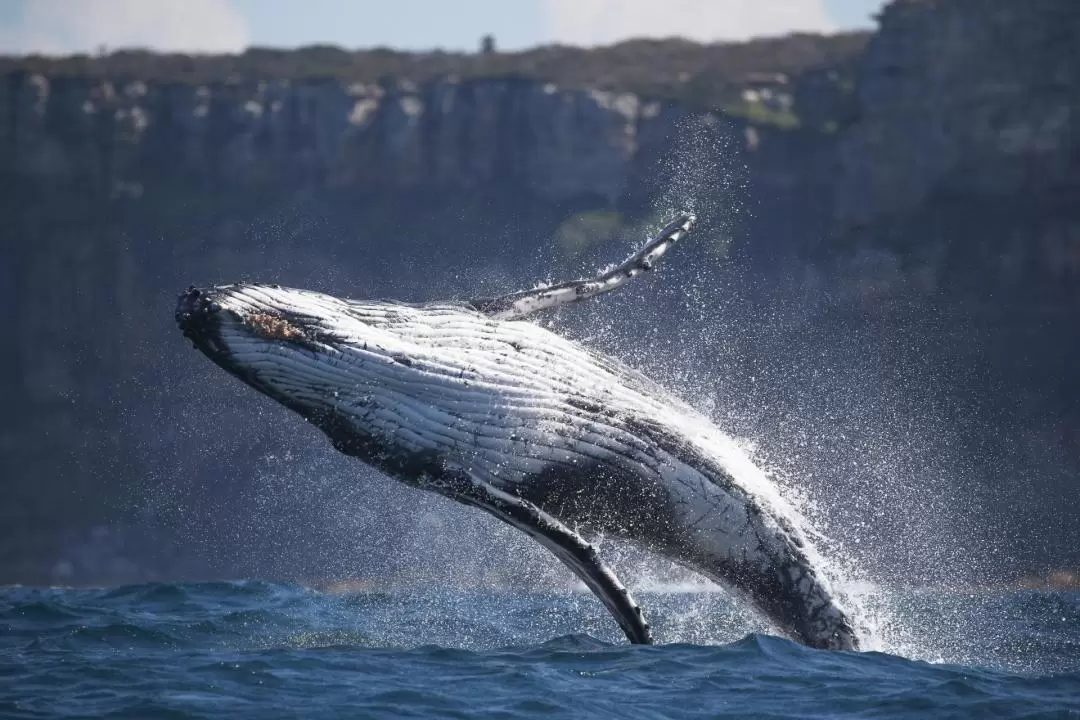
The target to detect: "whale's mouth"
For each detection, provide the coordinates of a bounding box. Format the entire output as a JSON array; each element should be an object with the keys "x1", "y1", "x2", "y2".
[
  {"x1": 175, "y1": 283, "x2": 359, "y2": 408},
  {"x1": 175, "y1": 284, "x2": 345, "y2": 427},
  {"x1": 176, "y1": 285, "x2": 321, "y2": 351}
]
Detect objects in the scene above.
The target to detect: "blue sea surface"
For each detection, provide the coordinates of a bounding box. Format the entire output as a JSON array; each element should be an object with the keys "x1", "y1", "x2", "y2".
[{"x1": 1, "y1": 582, "x2": 1078, "y2": 719}]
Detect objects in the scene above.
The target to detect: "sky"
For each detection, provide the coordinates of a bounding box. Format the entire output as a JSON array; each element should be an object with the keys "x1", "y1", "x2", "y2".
[{"x1": 0, "y1": 0, "x2": 889, "y2": 55}]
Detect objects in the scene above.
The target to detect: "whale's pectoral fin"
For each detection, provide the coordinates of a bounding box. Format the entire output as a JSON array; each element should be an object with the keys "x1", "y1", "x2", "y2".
[
  {"x1": 456, "y1": 476, "x2": 654, "y2": 645},
  {"x1": 470, "y1": 213, "x2": 697, "y2": 320}
]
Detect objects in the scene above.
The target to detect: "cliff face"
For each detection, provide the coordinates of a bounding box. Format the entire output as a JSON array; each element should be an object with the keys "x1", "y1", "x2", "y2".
[
  {"x1": 1, "y1": 0, "x2": 1078, "y2": 585},
  {"x1": 838, "y1": 0, "x2": 1079, "y2": 226},
  {"x1": 1, "y1": 73, "x2": 690, "y2": 203},
  {"x1": 832, "y1": 0, "x2": 1080, "y2": 303}
]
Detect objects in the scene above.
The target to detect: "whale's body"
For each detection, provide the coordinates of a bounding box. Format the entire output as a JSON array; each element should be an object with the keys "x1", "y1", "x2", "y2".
[{"x1": 176, "y1": 215, "x2": 860, "y2": 650}]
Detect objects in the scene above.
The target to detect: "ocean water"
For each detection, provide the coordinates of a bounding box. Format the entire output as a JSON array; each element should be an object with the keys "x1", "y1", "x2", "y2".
[{"x1": 1, "y1": 582, "x2": 1078, "y2": 719}]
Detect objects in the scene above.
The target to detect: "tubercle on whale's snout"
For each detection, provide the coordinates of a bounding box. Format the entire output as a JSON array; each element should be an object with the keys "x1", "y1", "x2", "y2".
[
  {"x1": 176, "y1": 286, "x2": 209, "y2": 322},
  {"x1": 175, "y1": 286, "x2": 222, "y2": 338}
]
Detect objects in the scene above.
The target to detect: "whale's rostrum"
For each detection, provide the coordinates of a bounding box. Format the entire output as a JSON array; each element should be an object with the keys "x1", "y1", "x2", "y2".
[{"x1": 176, "y1": 213, "x2": 860, "y2": 651}]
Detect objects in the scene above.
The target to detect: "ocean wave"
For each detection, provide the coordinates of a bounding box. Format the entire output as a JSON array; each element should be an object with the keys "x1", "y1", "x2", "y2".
[{"x1": 1, "y1": 583, "x2": 1078, "y2": 719}]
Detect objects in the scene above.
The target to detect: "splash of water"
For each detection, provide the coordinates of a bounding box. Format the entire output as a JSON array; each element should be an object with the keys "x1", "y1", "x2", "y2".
[{"x1": 543, "y1": 112, "x2": 1008, "y2": 664}]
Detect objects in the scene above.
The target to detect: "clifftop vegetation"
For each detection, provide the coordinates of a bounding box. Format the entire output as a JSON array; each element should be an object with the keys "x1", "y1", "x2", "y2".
[{"x1": 0, "y1": 31, "x2": 870, "y2": 114}]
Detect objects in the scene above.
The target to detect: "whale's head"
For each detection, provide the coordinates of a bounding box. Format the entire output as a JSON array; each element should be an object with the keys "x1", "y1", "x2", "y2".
[{"x1": 175, "y1": 283, "x2": 415, "y2": 454}]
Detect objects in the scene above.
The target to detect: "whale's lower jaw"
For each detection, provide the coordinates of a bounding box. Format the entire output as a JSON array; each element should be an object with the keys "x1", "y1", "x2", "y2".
[{"x1": 177, "y1": 283, "x2": 861, "y2": 651}]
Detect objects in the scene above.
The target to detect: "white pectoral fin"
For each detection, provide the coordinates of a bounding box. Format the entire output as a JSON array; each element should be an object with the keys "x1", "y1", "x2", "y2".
[
  {"x1": 460, "y1": 476, "x2": 654, "y2": 645},
  {"x1": 470, "y1": 213, "x2": 697, "y2": 320}
]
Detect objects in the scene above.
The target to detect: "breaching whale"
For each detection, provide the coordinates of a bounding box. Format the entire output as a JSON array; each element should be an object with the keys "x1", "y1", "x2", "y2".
[{"x1": 176, "y1": 214, "x2": 860, "y2": 650}]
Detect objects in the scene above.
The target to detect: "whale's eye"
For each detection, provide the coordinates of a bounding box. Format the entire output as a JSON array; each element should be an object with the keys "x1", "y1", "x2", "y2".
[{"x1": 247, "y1": 312, "x2": 308, "y2": 341}]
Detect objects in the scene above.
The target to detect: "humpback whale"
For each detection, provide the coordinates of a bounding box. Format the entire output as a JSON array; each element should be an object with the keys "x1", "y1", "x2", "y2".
[{"x1": 176, "y1": 214, "x2": 860, "y2": 651}]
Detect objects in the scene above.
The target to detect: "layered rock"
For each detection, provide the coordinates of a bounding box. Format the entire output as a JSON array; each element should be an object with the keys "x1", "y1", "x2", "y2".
[
  {"x1": 835, "y1": 0, "x2": 1079, "y2": 240},
  {"x1": 0, "y1": 72, "x2": 699, "y2": 204}
]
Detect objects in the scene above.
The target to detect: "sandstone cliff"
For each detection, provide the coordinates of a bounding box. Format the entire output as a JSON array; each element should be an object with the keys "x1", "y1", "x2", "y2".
[
  {"x1": 839, "y1": 0, "x2": 1078, "y2": 227},
  {"x1": 833, "y1": 0, "x2": 1080, "y2": 303},
  {"x1": 2, "y1": 73, "x2": 673, "y2": 202}
]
